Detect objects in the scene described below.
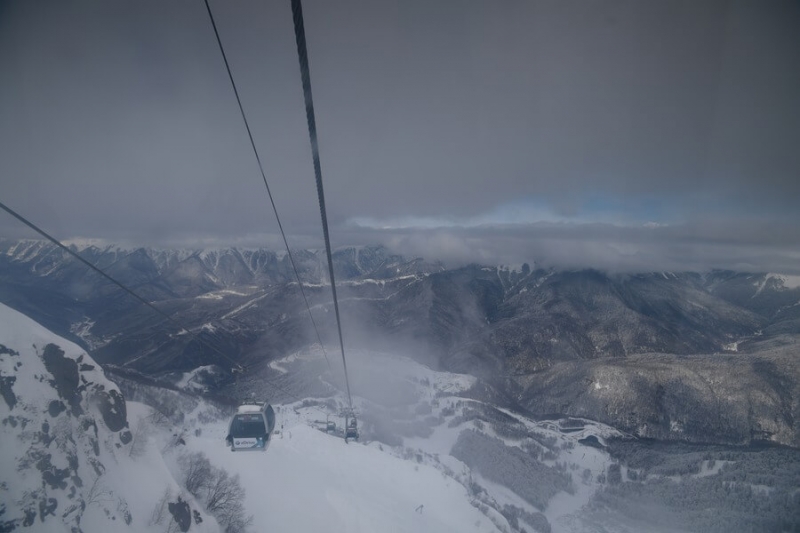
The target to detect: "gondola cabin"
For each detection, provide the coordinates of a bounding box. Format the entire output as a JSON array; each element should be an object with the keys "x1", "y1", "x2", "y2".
[
  {"x1": 226, "y1": 401, "x2": 276, "y2": 452},
  {"x1": 346, "y1": 418, "x2": 358, "y2": 441},
  {"x1": 343, "y1": 409, "x2": 358, "y2": 442}
]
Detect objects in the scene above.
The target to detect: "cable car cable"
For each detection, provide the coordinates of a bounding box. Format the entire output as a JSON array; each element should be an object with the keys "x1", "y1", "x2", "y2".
[
  {"x1": 0, "y1": 200, "x2": 338, "y2": 420},
  {"x1": 2, "y1": 209, "x2": 354, "y2": 439},
  {"x1": 290, "y1": 0, "x2": 354, "y2": 411},
  {"x1": 0, "y1": 200, "x2": 246, "y2": 372},
  {"x1": 202, "y1": 0, "x2": 331, "y2": 369}
]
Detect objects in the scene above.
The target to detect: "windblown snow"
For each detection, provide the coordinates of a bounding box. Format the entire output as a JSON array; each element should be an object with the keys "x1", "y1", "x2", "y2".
[
  {"x1": 2, "y1": 303, "x2": 681, "y2": 533},
  {"x1": 0, "y1": 304, "x2": 501, "y2": 532}
]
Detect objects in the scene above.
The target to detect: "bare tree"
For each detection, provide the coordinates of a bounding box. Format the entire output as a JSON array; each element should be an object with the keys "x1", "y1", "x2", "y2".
[
  {"x1": 204, "y1": 469, "x2": 252, "y2": 532},
  {"x1": 179, "y1": 452, "x2": 212, "y2": 496},
  {"x1": 149, "y1": 488, "x2": 172, "y2": 526},
  {"x1": 205, "y1": 470, "x2": 243, "y2": 515},
  {"x1": 85, "y1": 476, "x2": 113, "y2": 507},
  {"x1": 176, "y1": 451, "x2": 252, "y2": 533},
  {"x1": 147, "y1": 407, "x2": 171, "y2": 428}
]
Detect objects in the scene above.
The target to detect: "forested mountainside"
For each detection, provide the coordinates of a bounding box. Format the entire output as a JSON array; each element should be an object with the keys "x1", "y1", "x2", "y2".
[{"x1": 2, "y1": 239, "x2": 799, "y2": 447}]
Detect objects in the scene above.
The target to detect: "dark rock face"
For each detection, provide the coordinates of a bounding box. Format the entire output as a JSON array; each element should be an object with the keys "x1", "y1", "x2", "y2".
[
  {"x1": 47, "y1": 400, "x2": 66, "y2": 417},
  {"x1": 578, "y1": 435, "x2": 603, "y2": 448},
  {"x1": 0, "y1": 343, "x2": 20, "y2": 410},
  {"x1": 41, "y1": 344, "x2": 82, "y2": 416},
  {"x1": 0, "y1": 343, "x2": 20, "y2": 356},
  {"x1": 168, "y1": 498, "x2": 191, "y2": 532},
  {"x1": 0, "y1": 375, "x2": 16, "y2": 410},
  {"x1": 119, "y1": 429, "x2": 132, "y2": 445},
  {"x1": 36, "y1": 453, "x2": 70, "y2": 490},
  {"x1": 38, "y1": 498, "x2": 57, "y2": 523},
  {"x1": 94, "y1": 388, "x2": 127, "y2": 433}
]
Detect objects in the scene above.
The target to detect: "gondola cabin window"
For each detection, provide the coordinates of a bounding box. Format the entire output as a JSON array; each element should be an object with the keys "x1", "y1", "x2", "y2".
[{"x1": 232, "y1": 414, "x2": 266, "y2": 438}]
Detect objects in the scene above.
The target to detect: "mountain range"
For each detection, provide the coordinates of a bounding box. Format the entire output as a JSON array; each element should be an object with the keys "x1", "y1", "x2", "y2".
[{"x1": 1, "y1": 239, "x2": 798, "y2": 447}]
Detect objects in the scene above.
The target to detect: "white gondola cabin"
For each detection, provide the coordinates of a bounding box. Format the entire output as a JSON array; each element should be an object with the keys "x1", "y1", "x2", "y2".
[{"x1": 226, "y1": 400, "x2": 276, "y2": 452}]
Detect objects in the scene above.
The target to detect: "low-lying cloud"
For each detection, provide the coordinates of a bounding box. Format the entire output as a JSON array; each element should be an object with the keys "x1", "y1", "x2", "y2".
[{"x1": 339, "y1": 217, "x2": 800, "y2": 274}]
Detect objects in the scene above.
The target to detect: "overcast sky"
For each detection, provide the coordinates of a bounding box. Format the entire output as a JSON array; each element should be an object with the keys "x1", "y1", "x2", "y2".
[{"x1": 1, "y1": 0, "x2": 798, "y2": 272}]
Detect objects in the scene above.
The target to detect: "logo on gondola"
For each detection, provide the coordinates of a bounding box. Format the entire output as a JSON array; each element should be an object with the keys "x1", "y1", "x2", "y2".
[{"x1": 234, "y1": 438, "x2": 260, "y2": 447}]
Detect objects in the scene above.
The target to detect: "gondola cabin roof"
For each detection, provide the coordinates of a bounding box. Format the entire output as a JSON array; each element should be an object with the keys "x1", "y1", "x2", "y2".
[{"x1": 237, "y1": 404, "x2": 265, "y2": 414}]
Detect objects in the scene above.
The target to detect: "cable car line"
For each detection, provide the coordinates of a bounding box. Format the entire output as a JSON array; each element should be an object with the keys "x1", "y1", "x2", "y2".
[
  {"x1": 3, "y1": 1, "x2": 359, "y2": 436},
  {"x1": 0, "y1": 200, "x2": 351, "y2": 433},
  {"x1": 0, "y1": 200, "x2": 245, "y2": 372},
  {"x1": 290, "y1": 0, "x2": 354, "y2": 411},
  {"x1": 0, "y1": 200, "x2": 342, "y2": 420},
  {"x1": 202, "y1": 0, "x2": 331, "y2": 370}
]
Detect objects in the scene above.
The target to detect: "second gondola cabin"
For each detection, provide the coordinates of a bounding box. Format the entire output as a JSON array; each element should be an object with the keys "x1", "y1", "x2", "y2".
[{"x1": 226, "y1": 400, "x2": 276, "y2": 452}]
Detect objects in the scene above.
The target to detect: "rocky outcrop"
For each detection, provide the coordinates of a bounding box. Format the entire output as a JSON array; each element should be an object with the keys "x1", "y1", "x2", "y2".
[{"x1": 0, "y1": 305, "x2": 132, "y2": 531}]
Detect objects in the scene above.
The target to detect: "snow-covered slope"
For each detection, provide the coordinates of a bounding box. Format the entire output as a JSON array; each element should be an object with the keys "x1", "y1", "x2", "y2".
[
  {"x1": 0, "y1": 304, "x2": 514, "y2": 532},
  {"x1": 0, "y1": 295, "x2": 608, "y2": 533},
  {"x1": 7, "y1": 303, "x2": 791, "y2": 533},
  {"x1": 221, "y1": 349, "x2": 630, "y2": 533},
  {"x1": 0, "y1": 303, "x2": 217, "y2": 532},
  {"x1": 190, "y1": 424, "x2": 501, "y2": 533}
]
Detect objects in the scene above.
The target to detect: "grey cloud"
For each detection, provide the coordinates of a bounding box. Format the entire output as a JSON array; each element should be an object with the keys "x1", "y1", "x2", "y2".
[
  {"x1": 338, "y1": 218, "x2": 800, "y2": 274},
  {"x1": 0, "y1": 0, "x2": 798, "y2": 271}
]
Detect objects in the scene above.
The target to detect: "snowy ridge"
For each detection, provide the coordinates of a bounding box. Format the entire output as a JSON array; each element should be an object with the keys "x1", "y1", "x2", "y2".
[
  {"x1": 0, "y1": 241, "x2": 436, "y2": 296},
  {"x1": 767, "y1": 273, "x2": 800, "y2": 290},
  {"x1": 195, "y1": 288, "x2": 258, "y2": 301},
  {"x1": 175, "y1": 365, "x2": 224, "y2": 393},
  {"x1": 752, "y1": 272, "x2": 800, "y2": 296}
]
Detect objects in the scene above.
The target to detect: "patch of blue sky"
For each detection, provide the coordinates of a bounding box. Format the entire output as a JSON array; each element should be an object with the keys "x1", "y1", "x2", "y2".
[
  {"x1": 348, "y1": 194, "x2": 678, "y2": 230},
  {"x1": 348, "y1": 202, "x2": 560, "y2": 230}
]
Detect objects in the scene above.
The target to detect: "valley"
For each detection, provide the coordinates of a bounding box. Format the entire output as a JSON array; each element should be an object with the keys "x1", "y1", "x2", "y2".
[
  {"x1": 2, "y1": 240, "x2": 799, "y2": 447},
  {"x1": 1, "y1": 240, "x2": 800, "y2": 531}
]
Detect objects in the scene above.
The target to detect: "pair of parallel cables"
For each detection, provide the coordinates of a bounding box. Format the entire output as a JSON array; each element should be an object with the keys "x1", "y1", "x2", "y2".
[{"x1": 0, "y1": 0, "x2": 354, "y2": 412}]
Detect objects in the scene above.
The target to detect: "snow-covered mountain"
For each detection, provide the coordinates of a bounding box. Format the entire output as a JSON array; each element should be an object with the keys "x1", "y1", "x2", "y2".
[
  {"x1": 182, "y1": 348, "x2": 800, "y2": 533},
  {"x1": 3, "y1": 303, "x2": 799, "y2": 532},
  {"x1": 0, "y1": 303, "x2": 505, "y2": 532},
  {"x1": 2, "y1": 240, "x2": 788, "y2": 374},
  {"x1": 2, "y1": 239, "x2": 800, "y2": 448},
  {"x1": 0, "y1": 302, "x2": 607, "y2": 533}
]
